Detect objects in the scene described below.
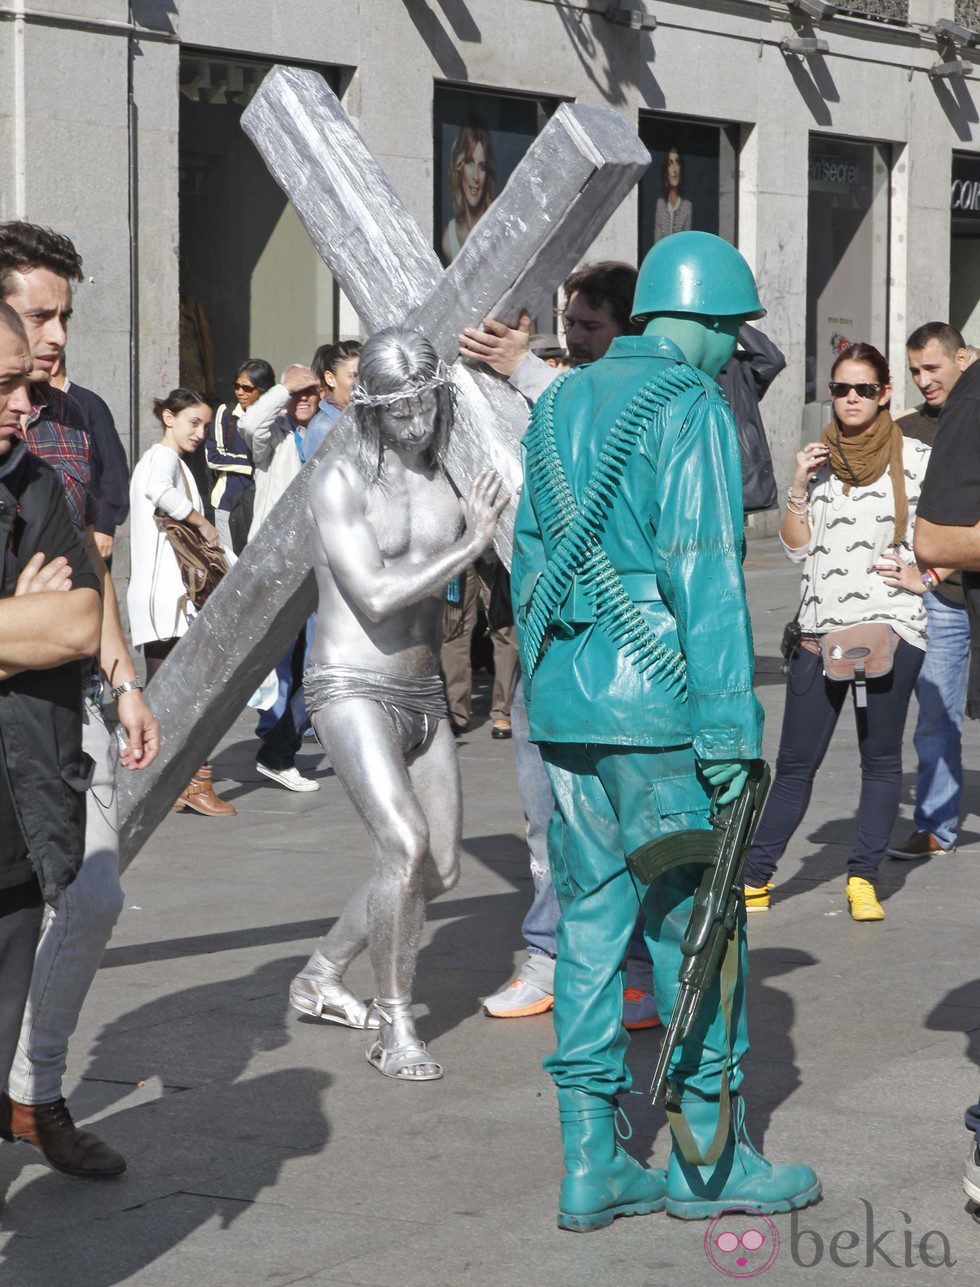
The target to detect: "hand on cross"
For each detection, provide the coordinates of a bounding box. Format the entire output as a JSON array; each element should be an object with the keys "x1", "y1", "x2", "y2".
[{"x1": 459, "y1": 313, "x2": 532, "y2": 377}]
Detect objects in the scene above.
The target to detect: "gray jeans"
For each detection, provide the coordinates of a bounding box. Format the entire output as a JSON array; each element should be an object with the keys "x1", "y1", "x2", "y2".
[{"x1": 6, "y1": 700, "x2": 124, "y2": 1105}]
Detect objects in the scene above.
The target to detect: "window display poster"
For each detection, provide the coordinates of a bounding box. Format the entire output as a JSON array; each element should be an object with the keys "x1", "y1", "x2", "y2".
[
  {"x1": 638, "y1": 116, "x2": 736, "y2": 258},
  {"x1": 434, "y1": 86, "x2": 551, "y2": 266},
  {"x1": 805, "y1": 138, "x2": 889, "y2": 401}
]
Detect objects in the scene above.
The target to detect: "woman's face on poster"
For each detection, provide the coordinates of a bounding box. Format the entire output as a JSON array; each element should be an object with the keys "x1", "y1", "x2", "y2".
[
  {"x1": 667, "y1": 149, "x2": 681, "y2": 189},
  {"x1": 463, "y1": 141, "x2": 488, "y2": 213}
]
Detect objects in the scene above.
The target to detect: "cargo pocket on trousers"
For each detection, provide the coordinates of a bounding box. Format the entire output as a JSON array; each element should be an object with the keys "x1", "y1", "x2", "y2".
[{"x1": 651, "y1": 775, "x2": 711, "y2": 837}]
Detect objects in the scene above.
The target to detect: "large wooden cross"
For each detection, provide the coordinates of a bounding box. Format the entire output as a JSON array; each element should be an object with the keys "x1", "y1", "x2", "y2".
[{"x1": 117, "y1": 67, "x2": 649, "y2": 865}]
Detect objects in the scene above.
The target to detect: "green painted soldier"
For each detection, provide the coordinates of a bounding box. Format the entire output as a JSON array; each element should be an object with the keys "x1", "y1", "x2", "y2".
[{"x1": 512, "y1": 232, "x2": 820, "y2": 1231}]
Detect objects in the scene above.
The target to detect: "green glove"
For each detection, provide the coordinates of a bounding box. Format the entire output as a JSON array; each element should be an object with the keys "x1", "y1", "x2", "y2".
[{"x1": 699, "y1": 758, "x2": 752, "y2": 806}]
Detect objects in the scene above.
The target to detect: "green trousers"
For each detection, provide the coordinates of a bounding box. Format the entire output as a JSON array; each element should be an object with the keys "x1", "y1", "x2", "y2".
[{"x1": 539, "y1": 741, "x2": 749, "y2": 1099}]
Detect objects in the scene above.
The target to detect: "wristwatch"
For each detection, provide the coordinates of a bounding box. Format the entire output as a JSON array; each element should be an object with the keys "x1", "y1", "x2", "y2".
[
  {"x1": 921, "y1": 570, "x2": 938, "y2": 593},
  {"x1": 111, "y1": 679, "x2": 143, "y2": 701}
]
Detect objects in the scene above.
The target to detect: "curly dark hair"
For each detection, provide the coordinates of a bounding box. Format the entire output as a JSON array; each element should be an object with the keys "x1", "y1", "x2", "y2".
[
  {"x1": 0, "y1": 221, "x2": 84, "y2": 299},
  {"x1": 561, "y1": 261, "x2": 639, "y2": 336}
]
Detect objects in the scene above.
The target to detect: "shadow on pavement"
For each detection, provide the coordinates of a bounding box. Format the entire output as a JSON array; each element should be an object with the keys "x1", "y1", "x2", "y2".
[{"x1": 0, "y1": 960, "x2": 332, "y2": 1287}]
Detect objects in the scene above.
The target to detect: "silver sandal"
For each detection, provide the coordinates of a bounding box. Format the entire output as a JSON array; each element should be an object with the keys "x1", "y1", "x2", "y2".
[
  {"x1": 366, "y1": 1037, "x2": 443, "y2": 1081},
  {"x1": 366, "y1": 998, "x2": 443, "y2": 1081},
  {"x1": 289, "y1": 957, "x2": 381, "y2": 1030}
]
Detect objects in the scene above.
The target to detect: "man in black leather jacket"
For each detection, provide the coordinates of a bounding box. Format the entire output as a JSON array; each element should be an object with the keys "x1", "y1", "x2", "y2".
[{"x1": 0, "y1": 301, "x2": 101, "y2": 1104}]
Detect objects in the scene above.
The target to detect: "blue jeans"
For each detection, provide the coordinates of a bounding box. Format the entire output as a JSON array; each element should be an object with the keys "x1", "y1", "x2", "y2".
[
  {"x1": 257, "y1": 621, "x2": 315, "y2": 771},
  {"x1": 913, "y1": 594, "x2": 970, "y2": 849},
  {"x1": 257, "y1": 615, "x2": 316, "y2": 736},
  {"x1": 967, "y1": 1099, "x2": 980, "y2": 1147},
  {"x1": 744, "y1": 639, "x2": 923, "y2": 887},
  {"x1": 511, "y1": 681, "x2": 560, "y2": 958}
]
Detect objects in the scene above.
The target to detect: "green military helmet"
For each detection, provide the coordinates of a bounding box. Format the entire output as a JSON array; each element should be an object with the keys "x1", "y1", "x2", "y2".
[{"x1": 631, "y1": 231, "x2": 765, "y2": 324}]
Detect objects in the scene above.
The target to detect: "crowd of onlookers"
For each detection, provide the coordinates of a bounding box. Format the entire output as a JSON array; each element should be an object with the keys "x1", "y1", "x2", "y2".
[{"x1": 0, "y1": 217, "x2": 976, "y2": 1207}]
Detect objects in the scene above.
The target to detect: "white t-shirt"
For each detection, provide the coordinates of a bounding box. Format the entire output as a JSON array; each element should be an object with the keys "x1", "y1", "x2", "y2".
[{"x1": 127, "y1": 442, "x2": 203, "y2": 646}]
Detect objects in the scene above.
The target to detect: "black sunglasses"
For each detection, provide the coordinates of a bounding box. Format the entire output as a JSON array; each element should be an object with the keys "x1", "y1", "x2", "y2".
[
  {"x1": 234, "y1": 381, "x2": 256, "y2": 393},
  {"x1": 828, "y1": 381, "x2": 882, "y2": 399}
]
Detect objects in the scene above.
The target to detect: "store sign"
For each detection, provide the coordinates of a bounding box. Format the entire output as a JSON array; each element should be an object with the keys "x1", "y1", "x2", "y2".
[
  {"x1": 809, "y1": 155, "x2": 860, "y2": 188},
  {"x1": 951, "y1": 154, "x2": 980, "y2": 218}
]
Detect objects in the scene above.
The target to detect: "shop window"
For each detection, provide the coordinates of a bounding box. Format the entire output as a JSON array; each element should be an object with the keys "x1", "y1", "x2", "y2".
[
  {"x1": 637, "y1": 114, "x2": 739, "y2": 259},
  {"x1": 433, "y1": 84, "x2": 559, "y2": 268},
  {"x1": 178, "y1": 53, "x2": 339, "y2": 401},
  {"x1": 805, "y1": 137, "x2": 890, "y2": 404},
  {"x1": 950, "y1": 151, "x2": 980, "y2": 346}
]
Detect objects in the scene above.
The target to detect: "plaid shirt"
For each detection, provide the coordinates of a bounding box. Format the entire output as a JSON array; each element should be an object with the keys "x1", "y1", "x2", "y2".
[{"x1": 21, "y1": 384, "x2": 99, "y2": 532}]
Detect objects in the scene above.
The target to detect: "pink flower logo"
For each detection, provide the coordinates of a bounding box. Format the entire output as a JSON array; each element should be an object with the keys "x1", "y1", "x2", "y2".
[{"x1": 704, "y1": 1212, "x2": 780, "y2": 1277}]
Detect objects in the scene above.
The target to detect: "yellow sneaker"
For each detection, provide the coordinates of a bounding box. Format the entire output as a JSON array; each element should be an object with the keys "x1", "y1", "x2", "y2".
[
  {"x1": 846, "y1": 876, "x2": 884, "y2": 922},
  {"x1": 744, "y1": 882, "x2": 773, "y2": 912}
]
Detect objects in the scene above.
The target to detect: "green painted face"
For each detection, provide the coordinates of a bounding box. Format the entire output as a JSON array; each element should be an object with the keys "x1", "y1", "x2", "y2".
[
  {"x1": 702, "y1": 315, "x2": 742, "y2": 378},
  {"x1": 642, "y1": 312, "x2": 744, "y2": 379}
]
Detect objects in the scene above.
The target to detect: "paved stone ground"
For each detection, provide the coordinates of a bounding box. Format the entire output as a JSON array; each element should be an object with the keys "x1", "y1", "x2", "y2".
[{"x1": 0, "y1": 539, "x2": 978, "y2": 1285}]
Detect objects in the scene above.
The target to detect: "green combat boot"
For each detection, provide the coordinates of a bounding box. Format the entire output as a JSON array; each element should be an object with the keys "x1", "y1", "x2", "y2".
[
  {"x1": 556, "y1": 1088, "x2": 666, "y2": 1232},
  {"x1": 666, "y1": 1092, "x2": 821, "y2": 1220}
]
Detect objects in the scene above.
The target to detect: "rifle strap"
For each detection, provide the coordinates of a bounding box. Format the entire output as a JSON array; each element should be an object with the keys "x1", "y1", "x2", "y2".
[{"x1": 664, "y1": 931, "x2": 739, "y2": 1167}]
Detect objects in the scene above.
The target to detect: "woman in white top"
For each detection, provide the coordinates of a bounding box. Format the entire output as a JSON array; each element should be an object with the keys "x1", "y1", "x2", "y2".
[
  {"x1": 128, "y1": 388, "x2": 235, "y2": 817},
  {"x1": 743, "y1": 343, "x2": 939, "y2": 922}
]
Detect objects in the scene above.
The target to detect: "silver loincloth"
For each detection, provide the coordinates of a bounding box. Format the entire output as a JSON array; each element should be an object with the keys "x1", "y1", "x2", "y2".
[{"x1": 304, "y1": 664, "x2": 448, "y2": 756}]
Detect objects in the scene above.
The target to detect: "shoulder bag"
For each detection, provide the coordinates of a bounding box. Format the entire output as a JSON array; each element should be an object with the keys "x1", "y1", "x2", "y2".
[{"x1": 154, "y1": 464, "x2": 228, "y2": 621}]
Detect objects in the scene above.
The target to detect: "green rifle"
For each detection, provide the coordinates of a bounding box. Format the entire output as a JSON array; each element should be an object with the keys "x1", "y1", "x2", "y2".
[{"x1": 625, "y1": 760, "x2": 771, "y2": 1119}]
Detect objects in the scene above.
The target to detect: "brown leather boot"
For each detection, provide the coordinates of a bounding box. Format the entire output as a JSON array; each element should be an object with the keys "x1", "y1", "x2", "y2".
[
  {"x1": 173, "y1": 764, "x2": 236, "y2": 817},
  {"x1": 0, "y1": 1092, "x2": 126, "y2": 1178}
]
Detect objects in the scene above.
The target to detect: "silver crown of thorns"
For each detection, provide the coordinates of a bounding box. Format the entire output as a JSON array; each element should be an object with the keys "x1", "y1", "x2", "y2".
[{"x1": 348, "y1": 360, "x2": 454, "y2": 409}]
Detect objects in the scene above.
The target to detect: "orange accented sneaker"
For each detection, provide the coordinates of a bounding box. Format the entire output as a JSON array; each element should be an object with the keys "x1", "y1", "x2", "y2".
[
  {"x1": 623, "y1": 988, "x2": 661, "y2": 1031},
  {"x1": 483, "y1": 954, "x2": 555, "y2": 1017}
]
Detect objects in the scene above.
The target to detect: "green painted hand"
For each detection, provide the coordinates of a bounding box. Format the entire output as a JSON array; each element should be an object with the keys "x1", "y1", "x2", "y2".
[{"x1": 699, "y1": 758, "x2": 752, "y2": 806}]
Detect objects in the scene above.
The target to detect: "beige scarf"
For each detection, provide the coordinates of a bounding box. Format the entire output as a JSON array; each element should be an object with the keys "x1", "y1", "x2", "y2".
[{"x1": 820, "y1": 409, "x2": 907, "y2": 548}]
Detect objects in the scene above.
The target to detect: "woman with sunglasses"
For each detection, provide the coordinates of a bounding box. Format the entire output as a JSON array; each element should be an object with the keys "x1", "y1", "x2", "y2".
[
  {"x1": 204, "y1": 359, "x2": 274, "y2": 555},
  {"x1": 743, "y1": 342, "x2": 935, "y2": 921}
]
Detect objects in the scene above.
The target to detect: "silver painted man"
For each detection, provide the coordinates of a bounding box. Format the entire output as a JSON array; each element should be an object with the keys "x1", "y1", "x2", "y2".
[{"x1": 290, "y1": 328, "x2": 507, "y2": 1081}]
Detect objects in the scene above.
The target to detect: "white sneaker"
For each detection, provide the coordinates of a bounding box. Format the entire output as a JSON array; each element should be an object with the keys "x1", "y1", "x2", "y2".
[
  {"x1": 483, "y1": 953, "x2": 555, "y2": 1018},
  {"x1": 256, "y1": 763, "x2": 320, "y2": 792}
]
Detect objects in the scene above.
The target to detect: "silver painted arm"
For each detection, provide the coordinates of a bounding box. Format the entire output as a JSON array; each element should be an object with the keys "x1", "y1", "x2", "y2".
[{"x1": 311, "y1": 461, "x2": 501, "y2": 622}]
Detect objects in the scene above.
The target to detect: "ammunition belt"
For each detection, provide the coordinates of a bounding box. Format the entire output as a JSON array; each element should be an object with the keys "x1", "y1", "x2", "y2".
[{"x1": 520, "y1": 364, "x2": 702, "y2": 693}]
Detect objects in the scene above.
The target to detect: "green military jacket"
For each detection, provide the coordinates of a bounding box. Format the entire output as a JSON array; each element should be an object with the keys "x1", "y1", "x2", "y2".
[{"x1": 512, "y1": 334, "x2": 763, "y2": 760}]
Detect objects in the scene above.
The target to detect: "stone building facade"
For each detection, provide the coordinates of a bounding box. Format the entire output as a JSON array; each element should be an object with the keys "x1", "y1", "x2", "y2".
[{"x1": 2, "y1": 1, "x2": 980, "y2": 548}]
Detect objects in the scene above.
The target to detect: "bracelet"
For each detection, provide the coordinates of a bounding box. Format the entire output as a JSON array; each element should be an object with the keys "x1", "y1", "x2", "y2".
[
  {"x1": 111, "y1": 679, "x2": 143, "y2": 701},
  {"x1": 787, "y1": 486, "x2": 808, "y2": 503}
]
